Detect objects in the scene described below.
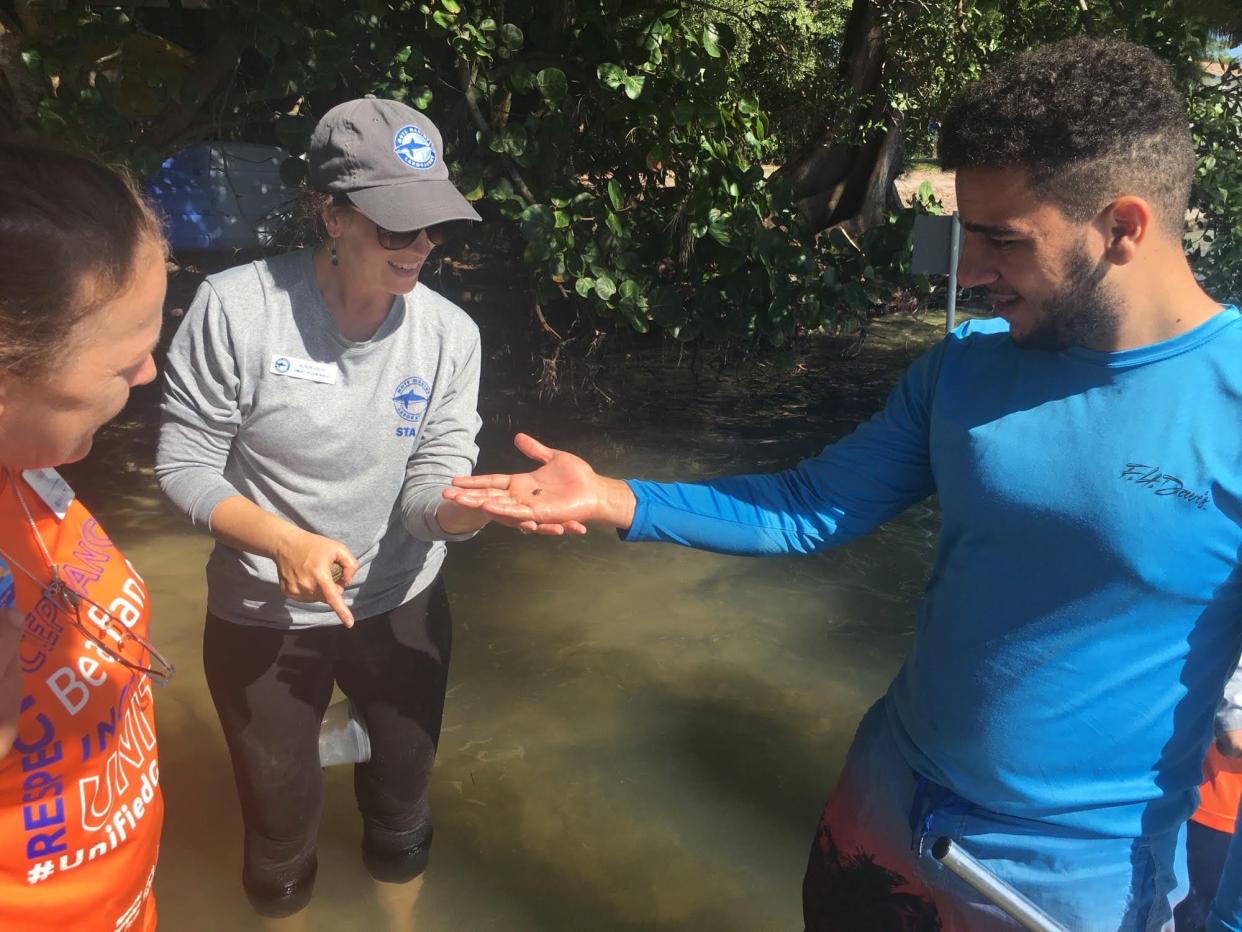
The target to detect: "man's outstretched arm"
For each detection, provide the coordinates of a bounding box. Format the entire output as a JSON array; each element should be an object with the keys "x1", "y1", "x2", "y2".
[{"x1": 446, "y1": 337, "x2": 946, "y2": 555}]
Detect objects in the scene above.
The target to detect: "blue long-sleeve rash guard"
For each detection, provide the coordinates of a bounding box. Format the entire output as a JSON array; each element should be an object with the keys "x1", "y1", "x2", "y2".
[{"x1": 624, "y1": 309, "x2": 1242, "y2": 926}]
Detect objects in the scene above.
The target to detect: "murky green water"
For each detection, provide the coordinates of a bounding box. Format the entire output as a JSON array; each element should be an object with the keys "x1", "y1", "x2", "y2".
[{"x1": 60, "y1": 309, "x2": 951, "y2": 931}]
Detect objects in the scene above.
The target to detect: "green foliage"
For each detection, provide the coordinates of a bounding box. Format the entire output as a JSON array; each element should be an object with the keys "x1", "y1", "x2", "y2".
[
  {"x1": 661, "y1": 0, "x2": 852, "y2": 161},
  {"x1": 425, "y1": 3, "x2": 835, "y2": 343},
  {"x1": 1111, "y1": 1, "x2": 1242, "y2": 301},
  {"x1": 873, "y1": 0, "x2": 1241, "y2": 301},
  {"x1": 421, "y1": 0, "x2": 939, "y2": 342},
  {"x1": 730, "y1": 0, "x2": 851, "y2": 160},
  {"x1": 1185, "y1": 61, "x2": 1242, "y2": 302},
  {"x1": 14, "y1": 0, "x2": 868, "y2": 345},
  {"x1": 878, "y1": 1, "x2": 1083, "y2": 158},
  {"x1": 10, "y1": 0, "x2": 1241, "y2": 343},
  {"x1": 19, "y1": 1, "x2": 398, "y2": 175}
]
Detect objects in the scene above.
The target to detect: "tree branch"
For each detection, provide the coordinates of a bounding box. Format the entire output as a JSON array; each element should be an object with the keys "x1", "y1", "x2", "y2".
[
  {"x1": 676, "y1": 0, "x2": 764, "y2": 38},
  {"x1": 533, "y1": 299, "x2": 563, "y2": 339},
  {"x1": 139, "y1": 25, "x2": 246, "y2": 152},
  {"x1": 0, "y1": 15, "x2": 50, "y2": 126},
  {"x1": 14, "y1": 1, "x2": 58, "y2": 40},
  {"x1": 457, "y1": 58, "x2": 536, "y2": 204}
]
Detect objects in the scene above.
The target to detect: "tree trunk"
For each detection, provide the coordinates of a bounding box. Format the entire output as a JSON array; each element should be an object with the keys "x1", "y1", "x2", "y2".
[
  {"x1": 139, "y1": 27, "x2": 246, "y2": 153},
  {"x1": 775, "y1": 0, "x2": 905, "y2": 234},
  {"x1": 0, "y1": 28, "x2": 39, "y2": 131},
  {"x1": 0, "y1": 3, "x2": 56, "y2": 132}
]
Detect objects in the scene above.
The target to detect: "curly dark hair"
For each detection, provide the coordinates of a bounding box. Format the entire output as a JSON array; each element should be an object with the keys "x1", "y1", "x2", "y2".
[
  {"x1": 296, "y1": 188, "x2": 352, "y2": 242},
  {"x1": 939, "y1": 37, "x2": 1195, "y2": 237}
]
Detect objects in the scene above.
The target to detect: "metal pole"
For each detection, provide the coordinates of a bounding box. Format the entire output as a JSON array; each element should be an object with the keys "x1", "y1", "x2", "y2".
[
  {"x1": 930, "y1": 837, "x2": 1069, "y2": 932},
  {"x1": 946, "y1": 211, "x2": 961, "y2": 334}
]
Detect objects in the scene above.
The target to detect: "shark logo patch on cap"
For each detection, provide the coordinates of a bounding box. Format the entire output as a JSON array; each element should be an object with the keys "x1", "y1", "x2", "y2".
[{"x1": 393, "y1": 125, "x2": 437, "y2": 170}]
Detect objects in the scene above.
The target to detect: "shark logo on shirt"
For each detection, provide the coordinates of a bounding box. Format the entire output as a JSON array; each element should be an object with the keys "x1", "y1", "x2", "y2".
[
  {"x1": 393, "y1": 388, "x2": 427, "y2": 410},
  {"x1": 392, "y1": 376, "x2": 431, "y2": 428}
]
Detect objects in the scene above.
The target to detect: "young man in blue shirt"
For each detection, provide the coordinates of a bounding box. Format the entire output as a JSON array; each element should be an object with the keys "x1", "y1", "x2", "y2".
[{"x1": 447, "y1": 37, "x2": 1242, "y2": 931}]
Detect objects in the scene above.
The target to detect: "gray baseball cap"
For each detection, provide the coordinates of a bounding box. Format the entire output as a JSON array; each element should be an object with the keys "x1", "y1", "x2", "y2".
[{"x1": 308, "y1": 97, "x2": 481, "y2": 232}]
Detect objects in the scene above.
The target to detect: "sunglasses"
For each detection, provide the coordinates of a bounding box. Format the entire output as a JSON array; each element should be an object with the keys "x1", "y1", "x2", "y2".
[
  {"x1": 45, "y1": 568, "x2": 176, "y2": 686},
  {"x1": 349, "y1": 206, "x2": 449, "y2": 250}
]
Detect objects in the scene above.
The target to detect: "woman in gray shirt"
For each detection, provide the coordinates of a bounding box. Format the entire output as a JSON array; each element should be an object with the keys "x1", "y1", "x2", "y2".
[{"x1": 156, "y1": 98, "x2": 490, "y2": 917}]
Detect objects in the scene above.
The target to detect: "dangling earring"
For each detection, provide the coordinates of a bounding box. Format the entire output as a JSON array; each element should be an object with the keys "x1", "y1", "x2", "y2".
[{"x1": 329, "y1": 240, "x2": 339, "y2": 266}]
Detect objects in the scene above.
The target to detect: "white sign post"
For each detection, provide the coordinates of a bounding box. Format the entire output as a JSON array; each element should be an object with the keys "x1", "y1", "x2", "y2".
[{"x1": 911, "y1": 212, "x2": 965, "y2": 333}]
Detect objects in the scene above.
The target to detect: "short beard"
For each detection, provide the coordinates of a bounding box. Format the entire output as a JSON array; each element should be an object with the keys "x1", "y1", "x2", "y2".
[{"x1": 1012, "y1": 243, "x2": 1121, "y2": 351}]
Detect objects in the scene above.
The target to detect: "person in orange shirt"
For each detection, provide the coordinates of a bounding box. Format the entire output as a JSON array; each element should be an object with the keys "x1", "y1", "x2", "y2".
[
  {"x1": 1176, "y1": 664, "x2": 1242, "y2": 930},
  {"x1": 0, "y1": 140, "x2": 171, "y2": 931}
]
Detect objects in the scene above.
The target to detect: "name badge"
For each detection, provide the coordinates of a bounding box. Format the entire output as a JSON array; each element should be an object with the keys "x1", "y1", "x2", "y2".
[
  {"x1": 270, "y1": 355, "x2": 339, "y2": 385},
  {"x1": 22, "y1": 467, "x2": 75, "y2": 520}
]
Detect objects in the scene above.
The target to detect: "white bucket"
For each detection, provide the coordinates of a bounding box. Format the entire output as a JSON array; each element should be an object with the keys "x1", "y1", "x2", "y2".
[{"x1": 318, "y1": 698, "x2": 371, "y2": 767}]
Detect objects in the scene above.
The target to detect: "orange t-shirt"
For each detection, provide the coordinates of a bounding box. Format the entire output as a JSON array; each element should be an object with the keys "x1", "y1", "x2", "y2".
[
  {"x1": 1193, "y1": 741, "x2": 1242, "y2": 835},
  {"x1": 0, "y1": 469, "x2": 161, "y2": 931}
]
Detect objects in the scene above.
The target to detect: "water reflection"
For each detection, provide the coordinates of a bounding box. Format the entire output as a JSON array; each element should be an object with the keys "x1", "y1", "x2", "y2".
[{"x1": 59, "y1": 310, "x2": 949, "y2": 930}]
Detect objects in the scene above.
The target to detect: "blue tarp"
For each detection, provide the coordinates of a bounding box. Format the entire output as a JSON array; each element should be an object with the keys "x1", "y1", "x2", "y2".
[{"x1": 146, "y1": 142, "x2": 296, "y2": 251}]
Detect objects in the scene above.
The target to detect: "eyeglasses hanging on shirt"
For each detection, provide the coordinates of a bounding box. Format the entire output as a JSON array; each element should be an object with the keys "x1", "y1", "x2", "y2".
[{"x1": 0, "y1": 469, "x2": 175, "y2": 686}]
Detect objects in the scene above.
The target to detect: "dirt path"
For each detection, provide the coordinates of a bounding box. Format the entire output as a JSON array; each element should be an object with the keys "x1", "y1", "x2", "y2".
[{"x1": 894, "y1": 165, "x2": 956, "y2": 212}]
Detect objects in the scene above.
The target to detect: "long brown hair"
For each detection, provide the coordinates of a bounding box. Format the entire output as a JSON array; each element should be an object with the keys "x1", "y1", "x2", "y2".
[{"x1": 0, "y1": 140, "x2": 166, "y2": 377}]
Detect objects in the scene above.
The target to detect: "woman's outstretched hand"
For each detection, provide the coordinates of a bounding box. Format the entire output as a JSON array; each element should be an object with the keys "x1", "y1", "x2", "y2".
[{"x1": 444, "y1": 433, "x2": 636, "y2": 536}]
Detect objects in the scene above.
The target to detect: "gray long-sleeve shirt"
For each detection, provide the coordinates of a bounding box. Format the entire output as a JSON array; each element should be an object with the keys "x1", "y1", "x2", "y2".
[{"x1": 156, "y1": 249, "x2": 482, "y2": 628}]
